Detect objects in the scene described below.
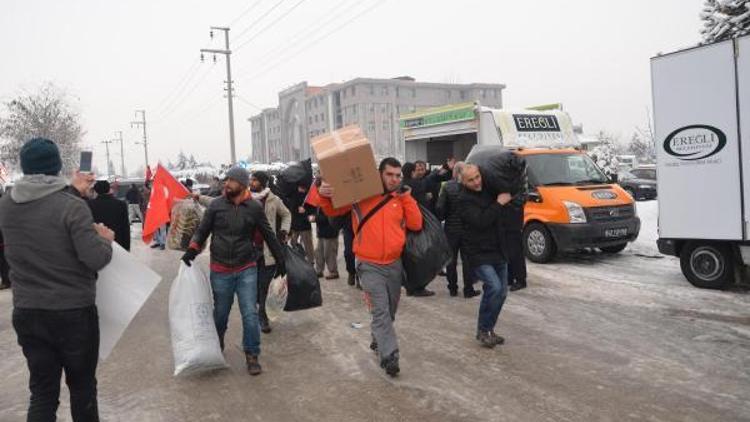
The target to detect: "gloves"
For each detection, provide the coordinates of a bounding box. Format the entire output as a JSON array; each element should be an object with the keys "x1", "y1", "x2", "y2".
[
  {"x1": 181, "y1": 248, "x2": 199, "y2": 267},
  {"x1": 274, "y1": 261, "x2": 286, "y2": 279}
]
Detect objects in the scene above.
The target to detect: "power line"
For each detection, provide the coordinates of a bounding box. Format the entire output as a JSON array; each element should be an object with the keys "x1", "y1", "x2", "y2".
[
  {"x1": 152, "y1": 59, "x2": 201, "y2": 116},
  {"x1": 235, "y1": 94, "x2": 264, "y2": 111},
  {"x1": 245, "y1": 0, "x2": 387, "y2": 81},
  {"x1": 228, "y1": 0, "x2": 265, "y2": 27},
  {"x1": 233, "y1": 0, "x2": 356, "y2": 76},
  {"x1": 233, "y1": 0, "x2": 310, "y2": 53},
  {"x1": 153, "y1": 64, "x2": 218, "y2": 122},
  {"x1": 232, "y1": 0, "x2": 288, "y2": 44}
]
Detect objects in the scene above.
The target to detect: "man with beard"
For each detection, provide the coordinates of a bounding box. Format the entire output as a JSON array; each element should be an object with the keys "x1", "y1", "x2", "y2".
[
  {"x1": 181, "y1": 167, "x2": 286, "y2": 375},
  {"x1": 319, "y1": 157, "x2": 423, "y2": 377},
  {"x1": 249, "y1": 171, "x2": 291, "y2": 334}
]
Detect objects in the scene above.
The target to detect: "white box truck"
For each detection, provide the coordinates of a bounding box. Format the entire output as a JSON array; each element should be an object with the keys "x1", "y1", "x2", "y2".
[{"x1": 652, "y1": 34, "x2": 750, "y2": 289}]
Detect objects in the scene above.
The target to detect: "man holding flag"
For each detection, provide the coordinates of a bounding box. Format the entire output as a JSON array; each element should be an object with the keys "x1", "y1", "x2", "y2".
[{"x1": 181, "y1": 167, "x2": 286, "y2": 376}]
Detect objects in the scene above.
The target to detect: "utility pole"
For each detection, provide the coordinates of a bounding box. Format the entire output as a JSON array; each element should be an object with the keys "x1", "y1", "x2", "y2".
[
  {"x1": 101, "y1": 140, "x2": 113, "y2": 177},
  {"x1": 113, "y1": 131, "x2": 126, "y2": 177},
  {"x1": 131, "y1": 110, "x2": 149, "y2": 170},
  {"x1": 200, "y1": 26, "x2": 237, "y2": 164}
]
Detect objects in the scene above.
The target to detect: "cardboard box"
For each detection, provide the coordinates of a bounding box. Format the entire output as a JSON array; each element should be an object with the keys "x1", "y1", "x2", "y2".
[{"x1": 311, "y1": 125, "x2": 382, "y2": 208}]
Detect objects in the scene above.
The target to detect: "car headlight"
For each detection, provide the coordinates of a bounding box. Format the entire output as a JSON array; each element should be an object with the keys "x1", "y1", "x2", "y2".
[
  {"x1": 638, "y1": 185, "x2": 653, "y2": 189},
  {"x1": 563, "y1": 200, "x2": 587, "y2": 224}
]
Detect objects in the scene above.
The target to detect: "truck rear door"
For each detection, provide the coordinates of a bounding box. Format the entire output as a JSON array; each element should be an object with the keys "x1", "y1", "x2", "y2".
[
  {"x1": 652, "y1": 39, "x2": 743, "y2": 241},
  {"x1": 738, "y1": 36, "x2": 750, "y2": 240}
]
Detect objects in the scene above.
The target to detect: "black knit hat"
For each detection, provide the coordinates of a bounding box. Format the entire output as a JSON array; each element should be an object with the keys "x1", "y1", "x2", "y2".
[
  {"x1": 252, "y1": 171, "x2": 270, "y2": 188},
  {"x1": 20, "y1": 138, "x2": 62, "y2": 176},
  {"x1": 93, "y1": 180, "x2": 111, "y2": 195}
]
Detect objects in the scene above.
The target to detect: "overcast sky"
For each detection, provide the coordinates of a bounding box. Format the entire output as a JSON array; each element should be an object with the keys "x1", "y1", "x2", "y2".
[{"x1": 1, "y1": 0, "x2": 704, "y2": 173}]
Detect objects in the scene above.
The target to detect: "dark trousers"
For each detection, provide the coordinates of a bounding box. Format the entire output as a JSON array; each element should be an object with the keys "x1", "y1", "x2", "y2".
[
  {"x1": 13, "y1": 306, "x2": 100, "y2": 422},
  {"x1": 445, "y1": 232, "x2": 474, "y2": 293},
  {"x1": 0, "y1": 251, "x2": 10, "y2": 286},
  {"x1": 501, "y1": 229, "x2": 527, "y2": 284},
  {"x1": 342, "y1": 225, "x2": 356, "y2": 276},
  {"x1": 257, "y1": 259, "x2": 277, "y2": 323}
]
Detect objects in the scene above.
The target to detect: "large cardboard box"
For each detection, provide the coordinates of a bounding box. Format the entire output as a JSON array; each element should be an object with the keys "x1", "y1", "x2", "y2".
[{"x1": 311, "y1": 125, "x2": 382, "y2": 208}]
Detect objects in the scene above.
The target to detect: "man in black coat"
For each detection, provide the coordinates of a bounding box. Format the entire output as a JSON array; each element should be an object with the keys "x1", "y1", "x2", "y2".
[
  {"x1": 286, "y1": 185, "x2": 315, "y2": 264},
  {"x1": 458, "y1": 164, "x2": 510, "y2": 348},
  {"x1": 436, "y1": 162, "x2": 479, "y2": 298},
  {"x1": 89, "y1": 180, "x2": 131, "y2": 251}
]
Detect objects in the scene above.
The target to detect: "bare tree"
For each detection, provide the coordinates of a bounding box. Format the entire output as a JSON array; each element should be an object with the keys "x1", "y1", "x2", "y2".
[
  {"x1": 0, "y1": 83, "x2": 85, "y2": 174},
  {"x1": 701, "y1": 0, "x2": 750, "y2": 43}
]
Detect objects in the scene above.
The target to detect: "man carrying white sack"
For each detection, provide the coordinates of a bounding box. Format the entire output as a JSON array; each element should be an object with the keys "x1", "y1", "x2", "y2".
[{"x1": 181, "y1": 167, "x2": 286, "y2": 376}]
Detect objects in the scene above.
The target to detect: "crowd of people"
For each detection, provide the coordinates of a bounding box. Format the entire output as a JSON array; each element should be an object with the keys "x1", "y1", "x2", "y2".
[{"x1": 0, "y1": 137, "x2": 529, "y2": 421}]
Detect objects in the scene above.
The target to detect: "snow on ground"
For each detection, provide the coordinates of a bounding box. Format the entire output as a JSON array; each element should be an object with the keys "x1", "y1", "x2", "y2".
[{"x1": 628, "y1": 199, "x2": 659, "y2": 256}]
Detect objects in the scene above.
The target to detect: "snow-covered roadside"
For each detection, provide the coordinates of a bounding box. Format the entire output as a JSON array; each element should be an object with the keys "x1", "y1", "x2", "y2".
[{"x1": 627, "y1": 199, "x2": 660, "y2": 256}]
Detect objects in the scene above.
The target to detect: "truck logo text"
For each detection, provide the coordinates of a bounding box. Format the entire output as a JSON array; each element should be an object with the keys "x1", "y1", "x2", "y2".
[
  {"x1": 513, "y1": 114, "x2": 561, "y2": 132},
  {"x1": 663, "y1": 125, "x2": 726, "y2": 161}
]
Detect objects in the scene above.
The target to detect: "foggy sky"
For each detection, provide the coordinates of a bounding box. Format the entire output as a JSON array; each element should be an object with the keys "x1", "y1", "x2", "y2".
[{"x1": 0, "y1": 0, "x2": 704, "y2": 173}]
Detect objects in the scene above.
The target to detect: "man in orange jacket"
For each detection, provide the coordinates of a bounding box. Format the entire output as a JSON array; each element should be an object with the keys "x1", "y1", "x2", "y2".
[{"x1": 319, "y1": 157, "x2": 423, "y2": 377}]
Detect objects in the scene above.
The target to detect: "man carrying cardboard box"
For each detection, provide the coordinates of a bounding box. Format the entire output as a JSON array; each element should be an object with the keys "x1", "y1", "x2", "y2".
[{"x1": 318, "y1": 157, "x2": 423, "y2": 377}]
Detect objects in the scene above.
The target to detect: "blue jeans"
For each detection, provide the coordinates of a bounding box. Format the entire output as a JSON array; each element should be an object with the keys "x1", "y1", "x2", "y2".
[
  {"x1": 154, "y1": 225, "x2": 167, "y2": 246},
  {"x1": 473, "y1": 263, "x2": 508, "y2": 333},
  {"x1": 210, "y1": 266, "x2": 261, "y2": 356}
]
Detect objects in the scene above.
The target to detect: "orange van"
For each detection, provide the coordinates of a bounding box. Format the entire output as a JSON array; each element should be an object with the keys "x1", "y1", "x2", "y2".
[{"x1": 517, "y1": 148, "x2": 641, "y2": 262}]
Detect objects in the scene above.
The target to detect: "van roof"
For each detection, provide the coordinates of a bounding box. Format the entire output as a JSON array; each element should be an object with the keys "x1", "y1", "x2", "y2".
[{"x1": 514, "y1": 148, "x2": 581, "y2": 156}]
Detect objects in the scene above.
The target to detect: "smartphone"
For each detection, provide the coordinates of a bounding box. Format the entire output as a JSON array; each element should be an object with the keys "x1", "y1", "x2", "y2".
[{"x1": 79, "y1": 151, "x2": 93, "y2": 173}]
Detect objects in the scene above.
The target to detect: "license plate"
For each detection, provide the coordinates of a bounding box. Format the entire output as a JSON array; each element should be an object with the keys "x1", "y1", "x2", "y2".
[{"x1": 605, "y1": 228, "x2": 628, "y2": 238}]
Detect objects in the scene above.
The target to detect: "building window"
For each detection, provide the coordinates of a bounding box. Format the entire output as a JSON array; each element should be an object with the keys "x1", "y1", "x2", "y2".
[
  {"x1": 352, "y1": 105, "x2": 357, "y2": 116},
  {"x1": 381, "y1": 86, "x2": 388, "y2": 96},
  {"x1": 381, "y1": 105, "x2": 387, "y2": 114},
  {"x1": 411, "y1": 88, "x2": 416, "y2": 98},
  {"x1": 396, "y1": 87, "x2": 400, "y2": 98},
  {"x1": 369, "y1": 85, "x2": 375, "y2": 95},
  {"x1": 308, "y1": 116, "x2": 312, "y2": 124},
  {"x1": 368, "y1": 121, "x2": 376, "y2": 132},
  {"x1": 382, "y1": 121, "x2": 389, "y2": 130},
  {"x1": 351, "y1": 86, "x2": 356, "y2": 96},
  {"x1": 369, "y1": 104, "x2": 375, "y2": 113}
]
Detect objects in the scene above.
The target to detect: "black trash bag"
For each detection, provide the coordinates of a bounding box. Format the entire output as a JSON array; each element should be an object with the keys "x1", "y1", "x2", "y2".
[
  {"x1": 283, "y1": 244, "x2": 322, "y2": 312},
  {"x1": 402, "y1": 206, "x2": 453, "y2": 292},
  {"x1": 465, "y1": 145, "x2": 527, "y2": 196},
  {"x1": 276, "y1": 159, "x2": 313, "y2": 199}
]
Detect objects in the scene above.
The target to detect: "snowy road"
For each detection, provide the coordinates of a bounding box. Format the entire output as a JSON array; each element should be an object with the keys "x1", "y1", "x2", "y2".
[{"x1": 1, "y1": 200, "x2": 749, "y2": 421}]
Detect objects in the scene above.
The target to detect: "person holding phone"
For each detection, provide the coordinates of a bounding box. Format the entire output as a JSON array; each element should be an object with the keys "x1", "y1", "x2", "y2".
[{"x1": 0, "y1": 138, "x2": 114, "y2": 421}]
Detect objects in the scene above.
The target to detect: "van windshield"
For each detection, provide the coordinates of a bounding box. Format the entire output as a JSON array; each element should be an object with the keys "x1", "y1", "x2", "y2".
[{"x1": 525, "y1": 153, "x2": 609, "y2": 186}]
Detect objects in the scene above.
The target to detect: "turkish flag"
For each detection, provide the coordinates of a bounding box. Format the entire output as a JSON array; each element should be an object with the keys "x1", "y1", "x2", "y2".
[
  {"x1": 305, "y1": 182, "x2": 321, "y2": 207},
  {"x1": 142, "y1": 164, "x2": 190, "y2": 243}
]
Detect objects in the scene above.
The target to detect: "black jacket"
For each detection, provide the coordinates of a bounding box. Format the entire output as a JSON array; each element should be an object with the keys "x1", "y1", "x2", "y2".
[
  {"x1": 287, "y1": 191, "x2": 315, "y2": 232},
  {"x1": 315, "y1": 208, "x2": 340, "y2": 239},
  {"x1": 125, "y1": 187, "x2": 142, "y2": 205},
  {"x1": 191, "y1": 194, "x2": 284, "y2": 268},
  {"x1": 435, "y1": 180, "x2": 463, "y2": 236},
  {"x1": 88, "y1": 194, "x2": 131, "y2": 251},
  {"x1": 459, "y1": 187, "x2": 505, "y2": 267}
]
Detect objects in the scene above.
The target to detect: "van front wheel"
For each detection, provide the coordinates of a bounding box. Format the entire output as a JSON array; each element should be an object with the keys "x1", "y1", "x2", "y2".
[
  {"x1": 679, "y1": 242, "x2": 735, "y2": 290},
  {"x1": 523, "y1": 223, "x2": 556, "y2": 263}
]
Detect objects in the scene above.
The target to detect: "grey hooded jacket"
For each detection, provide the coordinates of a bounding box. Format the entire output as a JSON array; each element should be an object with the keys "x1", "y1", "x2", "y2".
[{"x1": 0, "y1": 175, "x2": 113, "y2": 310}]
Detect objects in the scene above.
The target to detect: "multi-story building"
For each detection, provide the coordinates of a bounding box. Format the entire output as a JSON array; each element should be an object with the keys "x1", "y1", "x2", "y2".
[{"x1": 249, "y1": 76, "x2": 505, "y2": 163}]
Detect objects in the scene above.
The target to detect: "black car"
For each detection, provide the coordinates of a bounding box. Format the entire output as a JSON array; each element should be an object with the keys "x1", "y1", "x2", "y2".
[{"x1": 618, "y1": 167, "x2": 657, "y2": 201}]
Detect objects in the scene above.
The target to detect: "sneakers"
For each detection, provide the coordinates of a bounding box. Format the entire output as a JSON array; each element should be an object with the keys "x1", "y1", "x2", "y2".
[
  {"x1": 463, "y1": 289, "x2": 481, "y2": 299},
  {"x1": 380, "y1": 352, "x2": 400, "y2": 377},
  {"x1": 476, "y1": 331, "x2": 505, "y2": 348},
  {"x1": 369, "y1": 340, "x2": 378, "y2": 353},
  {"x1": 449, "y1": 289, "x2": 458, "y2": 297},
  {"x1": 347, "y1": 273, "x2": 356, "y2": 286},
  {"x1": 245, "y1": 353, "x2": 262, "y2": 376},
  {"x1": 316, "y1": 272, "x2": 324, "y2": 278},
  {"x1": 476, "y1": 331, "x2": 497, "y2": 348},
  {"x1": 490, "y1": 331, "x2": 505, "y2": 345},
  {"x1": 219, "y1": 335, "x2": 225, "y2": 352},
  {"x1": 325, "y1": 272, "x2": 340, "y2": 280},
  {"x1": 150, "y1": 243, "x2": 161, "y2": 249},
  {"x1": 260, "y1": 318, "x2": 272, "y2": 334},
  {"x1": 407, "y1": 288, "x2": 435, "y2": 297},
  {"x1": 509, "y1": 280, "x2": 527, "y2": 292}
]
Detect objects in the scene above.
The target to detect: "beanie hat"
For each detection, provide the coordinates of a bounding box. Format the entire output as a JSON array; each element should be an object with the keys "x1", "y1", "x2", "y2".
[
  {"x1": 252, "y1": 171, "x2": 270, "y2": 189},
  {"x1": 20, "y1": 138, "x2": 63, "y2": 176},
  {"x1": 94, "y1": 180, "x2": 111, "y2": 195},
  {"x1": 225, "y1": 167, "x2": 250, "y2": 187}
]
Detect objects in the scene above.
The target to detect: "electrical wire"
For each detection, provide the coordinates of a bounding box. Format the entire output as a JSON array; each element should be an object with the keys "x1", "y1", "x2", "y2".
[
  {"x1": 233, "y1": 0, "x2": 310, "y2": 53},
  {"x1": 231, "y1": 0, "x2": 288, "y2": 44},
  {"x1": 153, "y1": 64, "x2": 218, "y2": 122},
  {"x1": 228, "y1": 0, "x2": 266, "y2": 27},
  {"x1": 151, "y1": 59, "x2": 201, "y2": 116}
]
